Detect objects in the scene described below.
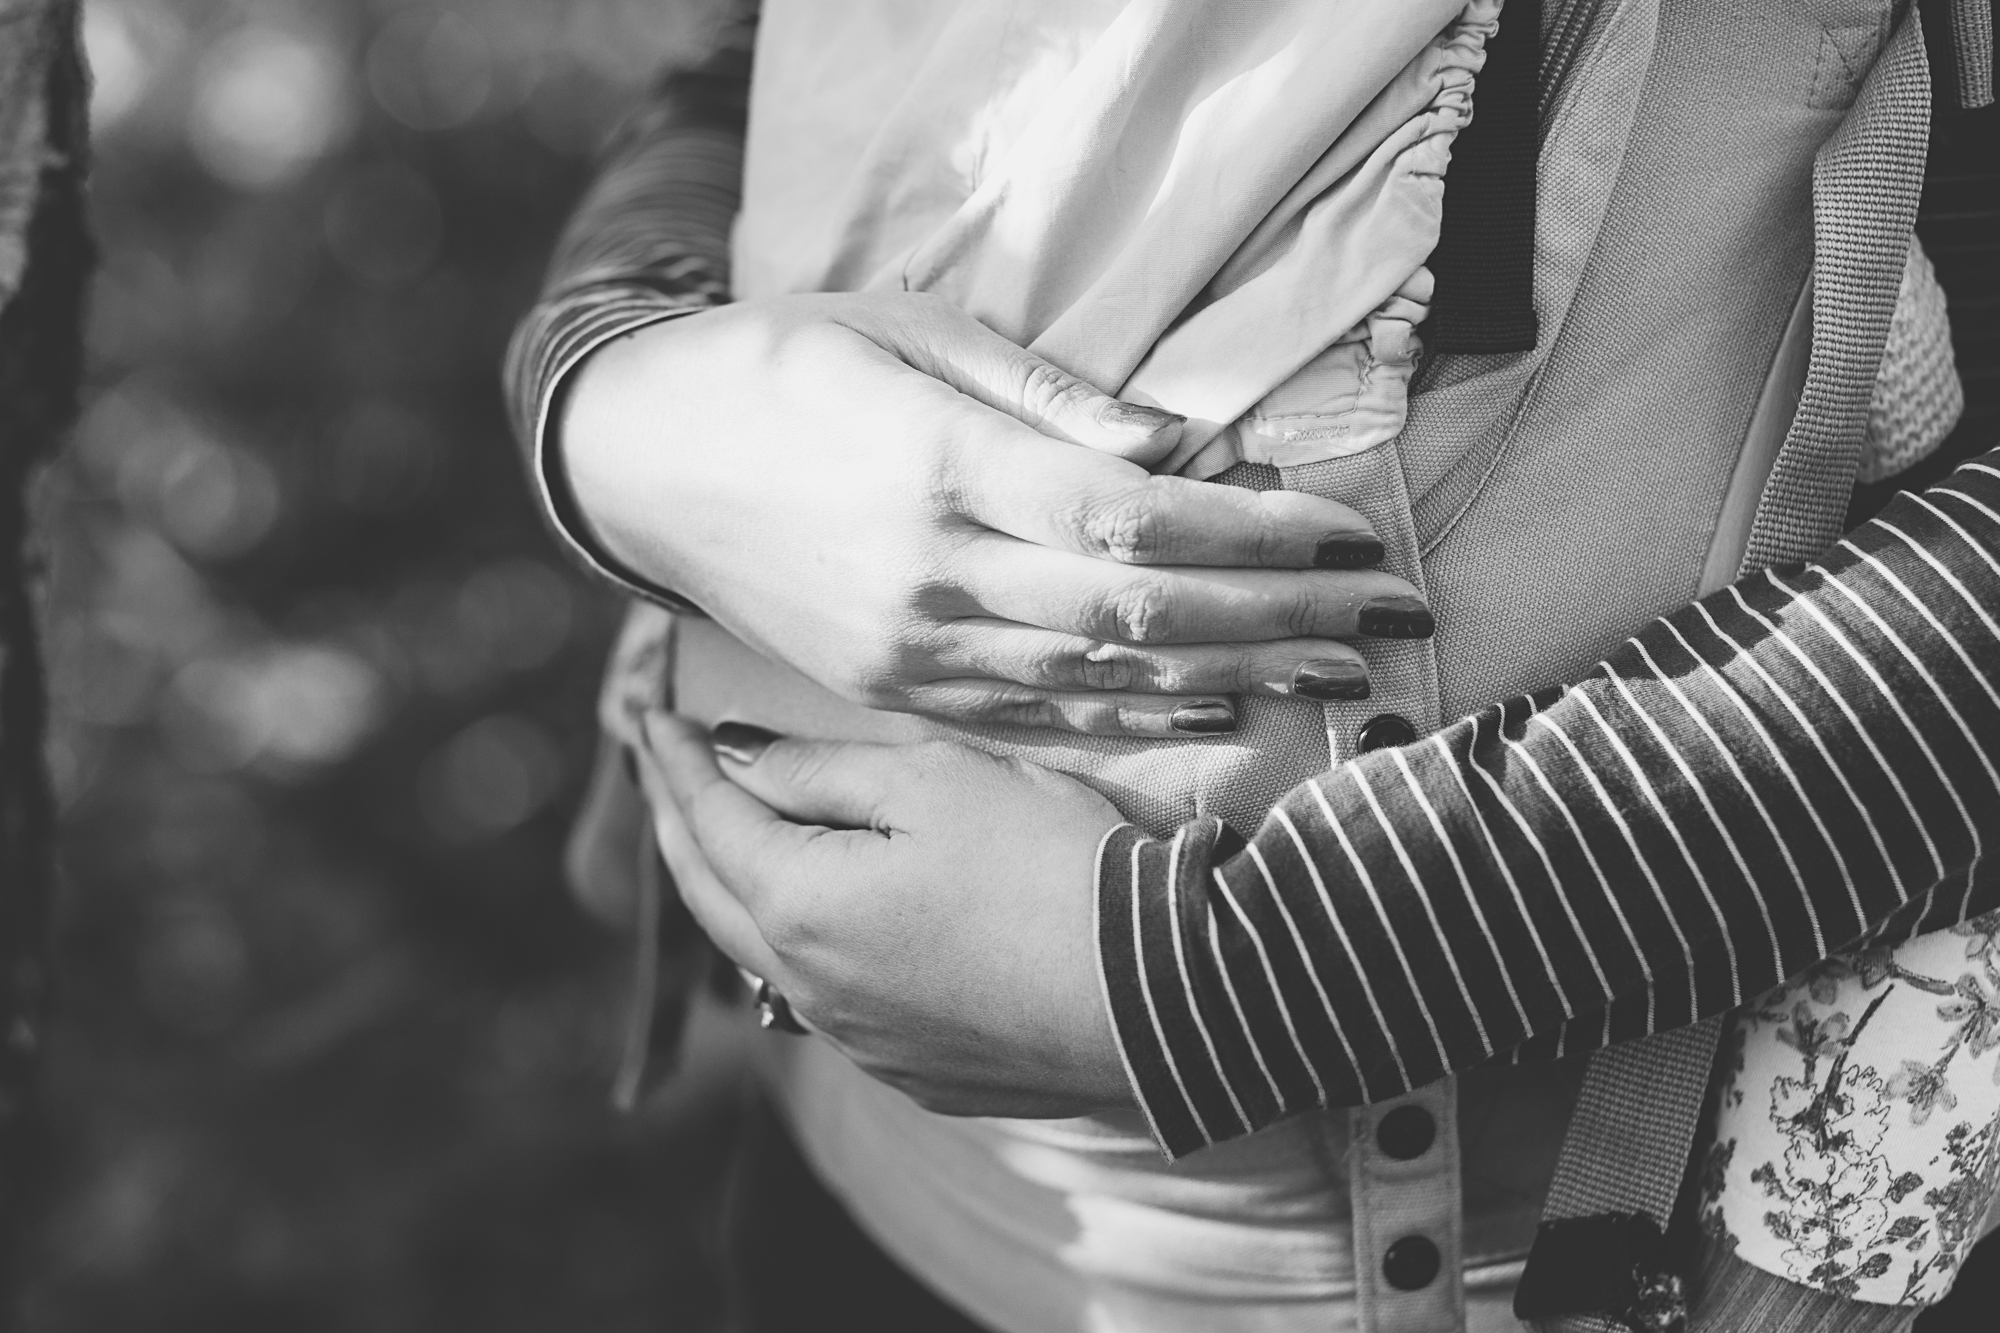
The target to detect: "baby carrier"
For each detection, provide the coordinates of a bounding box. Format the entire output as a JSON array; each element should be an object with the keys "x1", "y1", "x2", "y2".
[{"x1": 566, "y1": 1, "x2": 1991, "y2": 1328}]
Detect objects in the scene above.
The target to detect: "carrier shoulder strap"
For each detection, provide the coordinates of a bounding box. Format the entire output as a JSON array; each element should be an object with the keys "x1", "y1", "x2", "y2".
[{"x1": 1519, "y1": 5, "x2": 1940, "y2": 1330}]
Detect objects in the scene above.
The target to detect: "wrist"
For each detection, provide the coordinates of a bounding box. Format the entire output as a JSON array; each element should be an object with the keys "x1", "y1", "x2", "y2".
[{"x1": 556, "y1": 316, "x2": 705, "y2": 595}]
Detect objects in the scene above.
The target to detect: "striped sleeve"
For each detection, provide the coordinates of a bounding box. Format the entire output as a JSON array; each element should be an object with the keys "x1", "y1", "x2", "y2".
[
  {"x1": 1099, "y1": 447, "x2": 2000, "y2": 1159},
  {"x1": 500, "y1": 1, "x2": 757, "y2": 606}
]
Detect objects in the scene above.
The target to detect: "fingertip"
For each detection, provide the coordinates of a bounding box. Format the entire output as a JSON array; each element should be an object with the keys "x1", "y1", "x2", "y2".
[
  {"x1": 1168, "y1": 698, "x2": 1238, "y2": 735},
  {"x1": 1287, "y1": 658, "x2": 1371, "y2": 701},
  {"x1": 1312, "y1": 533, "x2": 1387, "y2": 570},
  {"x1": 640, "y1": 711, "x2": 727, "y2": 798},
  {"x1": 1099, "y1": 401, "x2": 1185, "y2": 465},
  {"x1": 713, "y1": 720, "x2": 782, "y2": 767}
]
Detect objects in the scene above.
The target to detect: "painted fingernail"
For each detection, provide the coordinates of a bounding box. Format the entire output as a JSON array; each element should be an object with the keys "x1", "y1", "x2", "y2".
[
  {"x1": 1314, "y1": 534, "x2": 1386, "y2": 569},
  {"x1": 1291, "y1": 659, "x2": 1371, "y2": 701},
  {"x1": 1170, "y1": 701, "x2": 1237, "y2": 734},
  {"x1": 712, "y1": 720, "x2": 781, "y2": 766},
  {"x1": 1357, "y1": 596, "x2": 1435, "y2": 639},
  {"x1": 1105, "y1": 400, "x2": 1186, "y2": 435}
]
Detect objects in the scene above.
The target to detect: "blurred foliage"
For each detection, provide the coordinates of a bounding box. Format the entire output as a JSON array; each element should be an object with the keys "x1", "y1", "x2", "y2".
[{"x1": 27, "y1": 2, "x2": 731, "y2": 1330}]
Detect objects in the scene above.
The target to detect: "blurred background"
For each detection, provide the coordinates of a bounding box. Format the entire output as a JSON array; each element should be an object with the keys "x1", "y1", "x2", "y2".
[{"x1": 31, "y1": 2, "x2": 733, "y2": 1330}]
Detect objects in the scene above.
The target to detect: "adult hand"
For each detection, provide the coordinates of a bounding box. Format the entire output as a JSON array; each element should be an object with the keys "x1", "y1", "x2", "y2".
[
  {"x1": 561, "y1": 291, "x2": 1430, "y2": 739},
  {"x1": 630, "y1": 711, "x2": 1132, "y2": 1119}
]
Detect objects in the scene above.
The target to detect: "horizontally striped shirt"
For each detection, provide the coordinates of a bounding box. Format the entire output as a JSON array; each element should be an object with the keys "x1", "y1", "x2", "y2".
[{"x1": 1099, "y1": 450, "x2": 2000, "y2": 1157}]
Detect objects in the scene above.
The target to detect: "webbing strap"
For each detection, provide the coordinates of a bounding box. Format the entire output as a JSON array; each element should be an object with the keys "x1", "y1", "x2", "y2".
[
  {"x1": 1741, "y1": 5, "x2": 1934, "y2": 574},
  {"x1": 1524, "y1": 8, "x2": 1935, "y2": 1331}
]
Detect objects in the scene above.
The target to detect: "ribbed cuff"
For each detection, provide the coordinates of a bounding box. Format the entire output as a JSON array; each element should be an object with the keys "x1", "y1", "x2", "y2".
[{"x1": 1099, "y1": 817, "x2": 1345, "y2": 1159}]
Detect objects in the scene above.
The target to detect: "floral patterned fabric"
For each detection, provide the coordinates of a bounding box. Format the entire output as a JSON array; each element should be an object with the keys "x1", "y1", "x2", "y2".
[{"x1": 1702, "y1": 912, "x2": 2000, "y2": 1306}]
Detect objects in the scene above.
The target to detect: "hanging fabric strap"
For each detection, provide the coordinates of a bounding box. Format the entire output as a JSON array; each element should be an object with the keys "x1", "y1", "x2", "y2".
[
  {"x1": 1518, "y1": 6, "x2": 1935, "y2": 1331},
  {"x1": 1919, "y1": 0, "x2": 1995, "y2": 108}
]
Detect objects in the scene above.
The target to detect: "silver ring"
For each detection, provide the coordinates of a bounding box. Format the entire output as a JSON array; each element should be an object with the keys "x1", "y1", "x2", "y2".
[{"x1": 755, "y1": 978, "x2": 807, "y2": 1035}]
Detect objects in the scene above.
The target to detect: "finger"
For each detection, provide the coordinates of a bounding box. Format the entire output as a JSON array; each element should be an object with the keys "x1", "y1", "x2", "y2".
[
  {"x1": 628, "y1": 732, "x2": 785, "y2": 980},
  {"x1": 931, "y1": 620, "x2": 1372, "y2": 701},
  {"x1": 958, "y1": 440, "x2": 1386, "y2": 570},
  {"x1": 702, "y1": 719, "x2": 943, "y2": 831},
  {"x1": 841, "y1": 296, "x2": 1185, "y2": 464},
  {"x1": 900, "y1": 680, "x2": 1241, "y2": 736},
  {"x1": 959, "y1": 538, "x2": 1434, "y2": 644},
  {"x1": 562, "y1": 734, "x2": 652, "y2": 930},
  {"x1": 638, "y1": 712, "x2": 835, "y2": 919}
]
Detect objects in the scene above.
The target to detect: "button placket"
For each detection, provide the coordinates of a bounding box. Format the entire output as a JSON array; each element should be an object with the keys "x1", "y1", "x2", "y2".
[
  {"x1": 1349, "y1": 1081, "x2": 1465, "y2": 1333},
  {"x1": 1282, "y1": 443, "x2": 1461, "y2": 1333}
]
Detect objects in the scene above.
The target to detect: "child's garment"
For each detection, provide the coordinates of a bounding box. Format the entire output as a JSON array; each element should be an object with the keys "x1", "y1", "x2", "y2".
[{"x1": 1706, "y1": 913, "x2": 2000, "y2": 1306}]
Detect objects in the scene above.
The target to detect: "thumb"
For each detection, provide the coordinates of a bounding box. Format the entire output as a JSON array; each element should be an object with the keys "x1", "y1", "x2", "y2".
[
  {"x1": 708, "y1": 721, "x2": 919, "y2": 832},
  {"x1": 841, "y1": 297, "x2": 1185, "y2": 465}
]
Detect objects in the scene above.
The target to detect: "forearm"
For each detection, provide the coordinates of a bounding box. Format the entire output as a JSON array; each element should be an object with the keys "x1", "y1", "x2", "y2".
[
  {"x1": 501, "y1": 1, "x2": 756, "y2": 602},
  {"x1": 1102, "y1": 447, "x2": 2000, "y2": 1157}
]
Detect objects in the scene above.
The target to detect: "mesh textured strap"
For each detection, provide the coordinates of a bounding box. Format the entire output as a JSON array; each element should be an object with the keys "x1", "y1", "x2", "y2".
[
  {"x1": 1741, "y1": 7, "x2": 1933, "y2": 572},
  {"x1": 1952, "y1": 0, "x2": 1996, "y2": 106},
  {"x1": 1528, "y1": 10, "x2": 1935, "y2": 1331}
]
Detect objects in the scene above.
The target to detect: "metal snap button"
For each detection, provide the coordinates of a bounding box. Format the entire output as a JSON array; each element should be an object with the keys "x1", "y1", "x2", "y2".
[
  {"x1": 1382, "y1": 1234, "x2": 1441, "y2": 1291},
  {"x1": 1357, "y1": 713, "x2": 1418, "y2": 753},
  {"x1": 1375, "y1": 1103, "x2": 1436, "y2": 1160}
]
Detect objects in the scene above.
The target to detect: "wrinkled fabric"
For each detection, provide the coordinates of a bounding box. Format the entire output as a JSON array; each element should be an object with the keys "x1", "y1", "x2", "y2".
[{"x1": 736, "y1": 0, "x2": 1500, "y2": 475}]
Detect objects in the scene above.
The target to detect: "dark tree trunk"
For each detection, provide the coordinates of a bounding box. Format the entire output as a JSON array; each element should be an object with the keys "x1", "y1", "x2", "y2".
[{"x1": 0, "y1": 4, "x2": 90, "y2": 1327}]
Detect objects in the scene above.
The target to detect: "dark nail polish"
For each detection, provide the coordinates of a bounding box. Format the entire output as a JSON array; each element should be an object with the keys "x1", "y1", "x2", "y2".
[
  {"x1": 1357, "y1": 596, "x2": 1435, "y2": 639},
  {"x1": 1292, "y1": 660, "x2": 1371, "y2": 701},
  {"x1": 1314, "y1": 534, "x2": 1386, "y2": 569},
  {"x1": 1170, "y1": 701, "x2": 1237, "y2": 734},
  {"x1": 712, "y1": 720, "x2": 781, "y2": 766}
]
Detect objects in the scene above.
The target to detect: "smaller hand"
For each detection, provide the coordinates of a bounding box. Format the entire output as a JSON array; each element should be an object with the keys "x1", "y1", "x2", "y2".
[{"x1": 631, "y1": 712, "x2": 1134, "y2": 1119}]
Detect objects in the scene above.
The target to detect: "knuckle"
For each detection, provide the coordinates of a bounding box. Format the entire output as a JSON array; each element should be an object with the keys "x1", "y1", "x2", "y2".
[
  {"x1": 1073, "y1": 491, "x2": 1167, "y2": 564},
  {"x1": 1019, "y1": 359, "x2": 1090, "y2": 418},
  {"x1": 1074, "y1": 641, "x2": 1134, "y2": 691},
  {"x1": 967, "y1": 686, "x2": 1064, "y2": 730},
  {"x1": 1098, "y1": 575, "x2": 1178, "y2": 644}
]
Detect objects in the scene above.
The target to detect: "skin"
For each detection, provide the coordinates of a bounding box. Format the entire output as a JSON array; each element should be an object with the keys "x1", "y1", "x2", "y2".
[
  {"x1": 560, "y1": 290, "x2": 1431, "y2": 740},
  {"x1": 632, "y1": 710, "x2": 1130, "y2": 1118},
  {"x1": 569, "y1": 292, "x2": 1439, "y2": 1106}
]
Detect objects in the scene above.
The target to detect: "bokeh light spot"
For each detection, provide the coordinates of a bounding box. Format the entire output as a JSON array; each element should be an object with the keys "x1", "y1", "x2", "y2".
[
  {"x1": 419, "y1": 714, "x2": 565, "y2": 842},
  {"x1": 82, "y1": 0, "x2": 181, "y2": 131},
  {"x1": 140, "y1": 900, "x2": 250, "y2": 1036},
  {"x1": 189, "y1": 24, "x2": 353, "y2": 189},
  {"x1": 367, "y1": 8, "x2": 496, "y2": 131},
  {"x1": 172, "y1": 644, "x2": 384, "y2": 774},
  {"x1": 157, "y1": 440, "x2": 283, "y2": 561}
]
